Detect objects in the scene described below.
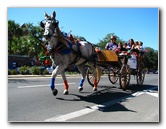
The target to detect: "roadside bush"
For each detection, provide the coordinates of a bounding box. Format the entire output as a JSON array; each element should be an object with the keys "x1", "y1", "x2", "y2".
[
  {"x1": 8, "y1": 69, "x2": 11, "y2": 75},
  {"x1": 30, "y1": 66, "x2": 40, "y2": 75},
  {"x1": 43, "y1": 69, "x2": 49, "y2": 75},
  {"x1": 8, "y1": 69, "x2": 17, "y2": 75},
  {"x1": 65, "y1": 71, "x2": 72, "y2": 75},
  {"x1": 11, "y1": 69, "x2": 17, "y2": 75},
  {"x1": 20, "y1": 65, "x2": 29, "y2": 75},
  {"x1": 65, "y1": 71, "x2": 78, "y2": 75}
]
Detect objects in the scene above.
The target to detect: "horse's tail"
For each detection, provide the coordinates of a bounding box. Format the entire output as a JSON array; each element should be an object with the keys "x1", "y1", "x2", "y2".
[
  {"x1": 88, "y1": 42, "x2": 98, "y2": 68},
  {"x1": 96, "y1": 66, "x2": 101, "y2": 81}
]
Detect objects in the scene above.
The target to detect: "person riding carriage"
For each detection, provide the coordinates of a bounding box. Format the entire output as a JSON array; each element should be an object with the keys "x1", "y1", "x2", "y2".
[{"x1": 105, "y1": 36, "x2": 118, "y2": 51}]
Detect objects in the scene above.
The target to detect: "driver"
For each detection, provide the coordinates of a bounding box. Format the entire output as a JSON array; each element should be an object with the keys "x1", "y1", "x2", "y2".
[{"x1": 105, "y1": 36, "x2": 118, "y2": 51}]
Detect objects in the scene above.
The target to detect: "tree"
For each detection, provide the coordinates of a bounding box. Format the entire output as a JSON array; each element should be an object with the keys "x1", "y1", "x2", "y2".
[
  {"x1": 74, "y1": 35, "x2": 87, "y2": 41},
  {"x1": 96, "y1": 33, "x2": 125, "y2": 49},
  {"x1": 8, "y1": 21, "x2": 45, "y2": 56},
  {"x1": 8, "y1": 20, "x2": 23, "y2": 54},
  {"x1": 21, "y1": 23, "x2": 44, "y2": 57},
  {"x1": 143, "y1": 47, "x2": 158, "y2": 71}
]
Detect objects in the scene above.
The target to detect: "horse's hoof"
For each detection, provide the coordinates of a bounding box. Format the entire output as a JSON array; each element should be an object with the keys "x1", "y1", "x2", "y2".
[
  {"x1": 123, "y1": 88, "x2": 126, "y2": 91},
  {"x1": 93, "y1": 87, "x2": 97, "y2": 91},
  {"x1": 52, "y1": 89, "x2": 58, "y2": 96},
  {"x1": 63, "y1": 90, "x2": 69, "y2": 95},
  {"x1": 78, "y1": 86, "x2": 83, "y2": 92}
]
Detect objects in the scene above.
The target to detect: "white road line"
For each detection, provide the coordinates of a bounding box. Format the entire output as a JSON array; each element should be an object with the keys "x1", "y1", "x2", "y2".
[
  {"x1": 143, "y1": 87, "x2": 158, "y2": 97},
  {"x1": 146, "y1": 92, "x2": 158, "y2": 97},
  {"x1": 45, "y1": 87, "x2": 158, "y2": 122},
  {"x1": 45, "y1": 107, "x2": 97, "y2": 122},
  {"x1": 17, "y1": 82, "x2": 76, "y2": 88}
]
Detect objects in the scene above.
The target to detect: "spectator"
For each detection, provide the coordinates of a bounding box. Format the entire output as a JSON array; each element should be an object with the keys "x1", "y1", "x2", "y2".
[
  {"x1": 139, "y1": 41, "x2": 144, "y2": 51},
  {"x1": 127, "y1": 38, "x2": 134, "y2": 50},
  {"x1": 134, "y1": 41, "x2": 140, "y2": 50},
  {"x1": 117, "y1": 42, "x2": 123, "y2": 52},
  {"x1": 123, "y1": 43, "x2": 128, "y2": 49},
  {"x1": 105, "y1": 36, "x2": 118, "y2": 50},
  {"x1": 139, "y1": 41, "x2": 149, "y2": 55}
]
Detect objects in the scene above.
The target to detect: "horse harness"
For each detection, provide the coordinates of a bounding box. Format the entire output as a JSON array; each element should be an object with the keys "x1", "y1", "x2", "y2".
[{"x1": 43, "y1": 36, "x2": 97, "y2": 67}]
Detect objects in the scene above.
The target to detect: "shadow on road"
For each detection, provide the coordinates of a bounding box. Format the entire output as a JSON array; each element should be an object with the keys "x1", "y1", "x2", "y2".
[{"x1": 56, "y1": 84, "x2": 158, "y2": 113}]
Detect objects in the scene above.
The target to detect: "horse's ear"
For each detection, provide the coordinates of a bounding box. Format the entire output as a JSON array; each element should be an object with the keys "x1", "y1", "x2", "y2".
[
  {"x1": 52, "y1": 11, "x2": 56, "y2": 19},
  {"x1": 44, "y1": 11, "x2": 49, "y2": 19}
]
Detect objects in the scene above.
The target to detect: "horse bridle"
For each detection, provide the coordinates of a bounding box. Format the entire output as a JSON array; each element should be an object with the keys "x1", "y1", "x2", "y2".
[
  {"x1": 40, "y1": 19, "x2": 69, "y2": 54},
  {"x1": 40, "y1": 19, "x2": 59, "y2": 30},
  {"x1": 40, "y1": 19, "x2": 59, "y2": 39}
]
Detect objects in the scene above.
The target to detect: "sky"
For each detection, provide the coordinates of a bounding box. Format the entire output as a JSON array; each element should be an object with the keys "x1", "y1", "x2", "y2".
[{"x1": 8, "y1": 8, "x2": 158, "y2": 50}]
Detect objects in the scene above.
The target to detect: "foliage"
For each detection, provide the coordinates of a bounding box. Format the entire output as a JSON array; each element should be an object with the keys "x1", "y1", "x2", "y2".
[
  {"x1": 8, "y1": 69, "x2": 11, "y2": 75},
  {"x1": 8, "y1": 20, "x2": 45, "y2": 56},
  {"x1": 74, "y1": 36, "x2": 87, "y2": 41},
  {"x1": 20, "y1": 66, "x2": 29, "y2": 75},
  {"x1": 43, "y1": 69, "x2": 49, "y2": 75},
  {"x1": 65, "y1": 71, "x2": 78, "y2": 75},
  {"x1": 30, "y1": 66, "x2": 41, "y2": 75},
  {"x1": 8, "y1": 69, "x2": 17, "y2": 75},
  {"x1": 97, "y1": 33, "x2": 125, "y2": 49},
  {"x1": 11, "y1": 69, "x2": 18, "y2": 75},
  {"x1": 142, "y1": 47, "x2": 158, "y2": 71},
  {"x1": 8, "y1": 20, "x2": 23, "y2": 54}
]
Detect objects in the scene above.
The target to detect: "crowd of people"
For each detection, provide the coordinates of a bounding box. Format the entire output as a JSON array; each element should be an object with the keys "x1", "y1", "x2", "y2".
[{"x1": 105, "y1": 36, "x2": 144, "y2": 54}]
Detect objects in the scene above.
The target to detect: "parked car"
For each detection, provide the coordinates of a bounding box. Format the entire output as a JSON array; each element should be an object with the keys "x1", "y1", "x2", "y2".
[
  {"x1": 154, "y1": 70, "x2": 158, "y2": 74},
  {"x1": 46, "y1": 67, "x2": 54, "y2": 74}
]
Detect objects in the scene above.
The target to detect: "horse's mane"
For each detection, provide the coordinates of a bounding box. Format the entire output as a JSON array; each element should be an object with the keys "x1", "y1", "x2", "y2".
[{"x1": 54, "y1": 26, "x2": 71, "y2": 49}]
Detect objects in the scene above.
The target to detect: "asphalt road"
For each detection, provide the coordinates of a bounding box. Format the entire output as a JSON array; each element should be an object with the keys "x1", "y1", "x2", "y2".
[{"x1": 8, "y1": 74, "x2": 159, "y2": 122}]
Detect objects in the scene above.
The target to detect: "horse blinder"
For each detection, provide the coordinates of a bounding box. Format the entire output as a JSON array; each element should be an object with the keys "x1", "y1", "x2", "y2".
[
  {"x1": 52, "y1": 20, "x2": 59, "y2": 28},
  {"x1": 40, "y1": 21, "x2": 45, "y2": 28}
]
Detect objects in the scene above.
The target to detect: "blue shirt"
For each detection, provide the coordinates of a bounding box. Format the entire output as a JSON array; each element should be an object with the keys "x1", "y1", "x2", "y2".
[{"x1": 105, "y1": 42, "x2": 118, "y2": 50}]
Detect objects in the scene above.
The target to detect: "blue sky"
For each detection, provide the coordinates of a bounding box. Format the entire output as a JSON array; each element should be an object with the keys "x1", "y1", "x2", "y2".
[{"x1": 8, "y1": 8, "x2": 159, "y2": 50}]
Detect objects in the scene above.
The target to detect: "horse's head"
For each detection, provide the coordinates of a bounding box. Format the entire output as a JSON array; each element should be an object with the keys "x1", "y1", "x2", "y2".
[
  {"x1": 40, "y1": 11, "x2": 69, "y2": 51},
  {"x1": 40, "y1": 11, "x2": 59, "y2": 40}
]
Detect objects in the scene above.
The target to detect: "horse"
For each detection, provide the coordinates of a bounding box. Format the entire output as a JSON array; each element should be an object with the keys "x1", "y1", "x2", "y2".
[{"x1": 40, "y1": 11, "x2": 99, "y2": 96}]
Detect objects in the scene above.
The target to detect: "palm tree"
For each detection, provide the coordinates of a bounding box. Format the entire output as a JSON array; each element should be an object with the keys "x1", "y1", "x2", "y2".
[{"x1": 8, "y1": 20, "x2": 23, "y2": 54}]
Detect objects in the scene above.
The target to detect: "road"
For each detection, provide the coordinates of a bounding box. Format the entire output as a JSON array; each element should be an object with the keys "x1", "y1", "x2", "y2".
[{"x1": 8, "y1": 74, "x2": 159, "y2": 122}]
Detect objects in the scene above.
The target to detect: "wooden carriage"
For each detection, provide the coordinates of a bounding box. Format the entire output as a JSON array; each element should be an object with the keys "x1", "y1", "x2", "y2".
[{"x1": 87, "y1": 50, "x2": 145, "y2": 91}]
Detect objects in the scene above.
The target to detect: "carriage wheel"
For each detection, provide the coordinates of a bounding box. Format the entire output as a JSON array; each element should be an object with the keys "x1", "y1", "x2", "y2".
[
  {"x1": 119, "y1": 65, "x2": 131, "y2": 90},
  {"x1": 136, "y1": 62, "x2": 145, "y2": 85},
  {"x1": 87, "y1": 66, "x2": 101, "y2": 87},
  {"x1": 108, "y1": 68, "x2": 119, "y2": 84}
]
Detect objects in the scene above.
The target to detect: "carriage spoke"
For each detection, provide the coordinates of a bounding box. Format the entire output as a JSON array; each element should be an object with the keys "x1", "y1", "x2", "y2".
[{"x1": 136, "y1": 62, "x2": 145, "y2": 85}]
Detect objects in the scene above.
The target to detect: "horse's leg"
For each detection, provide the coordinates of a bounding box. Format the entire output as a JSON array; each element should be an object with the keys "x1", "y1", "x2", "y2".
[
  {"x1": 61, "y1": 71, "x2": 69, "y2": 95},
  {"x1": 77, "y1": 64, "x2": 86, "y2": 92},
  {"x1": 50, "y1": 64, "x2": 67, "y2": 96}
]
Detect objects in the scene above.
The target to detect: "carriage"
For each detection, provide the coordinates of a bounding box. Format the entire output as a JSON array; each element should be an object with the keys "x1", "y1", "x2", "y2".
[{"x1": 86, "y1": 49, "x2": 145, "y2": 91}]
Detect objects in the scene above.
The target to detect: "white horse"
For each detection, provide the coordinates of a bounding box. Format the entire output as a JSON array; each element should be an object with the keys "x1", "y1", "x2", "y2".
[{"x1": 40, "y1": 11, "x2": 98, "y2": 96}]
